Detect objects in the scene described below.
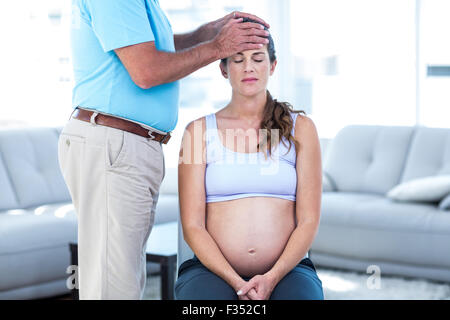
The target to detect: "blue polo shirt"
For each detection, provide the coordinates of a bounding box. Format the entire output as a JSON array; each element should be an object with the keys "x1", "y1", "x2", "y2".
[{"x1": 71, "y1": 0, "x2": 179, "y2": 133}]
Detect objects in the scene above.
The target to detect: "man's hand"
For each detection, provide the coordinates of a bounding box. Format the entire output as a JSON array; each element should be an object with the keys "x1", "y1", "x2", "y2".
[
  {"x1": 174, "y1": 11, "x2": 269, "y2": 52},
  {"x1": 211, "y1": 17, "x2": 270, "y2": 60},
  {"x1": 201, "y1": 11, "x2": 270, "y2": 42},
  {"x1": 236, "y1": 274, "x2": 278, "y2": 300}
]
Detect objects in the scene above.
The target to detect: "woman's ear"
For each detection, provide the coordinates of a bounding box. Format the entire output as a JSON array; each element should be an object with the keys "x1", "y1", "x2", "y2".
[
  {"x1": 269, "y1": 59, "x2": 277, "y2": 76},
  {"x1": 220, "y1": 61, "x2": 228, "y2": 79}
]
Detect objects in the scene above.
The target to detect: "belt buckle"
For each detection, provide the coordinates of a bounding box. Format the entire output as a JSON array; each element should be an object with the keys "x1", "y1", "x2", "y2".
[
  {"x1": 161, "y1": 133, "x2": 171, "y2": 144},
  {"x1": 147, "y1": 131, "x2": 156, "y2": 140}
]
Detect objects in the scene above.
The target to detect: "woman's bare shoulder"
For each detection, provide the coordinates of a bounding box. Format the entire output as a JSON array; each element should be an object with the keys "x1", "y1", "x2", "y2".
[
  {"x1": 182, "y1": 116, "x2": 208, "y2": 144},
  {"x1": 294, "y1": 113, "x2": 319, "y2": 144}
]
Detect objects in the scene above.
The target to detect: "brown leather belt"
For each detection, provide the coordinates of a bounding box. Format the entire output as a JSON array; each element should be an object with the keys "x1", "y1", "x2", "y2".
[{"x1": 72, "y1": 107, "x2": 171, "y2": 144}]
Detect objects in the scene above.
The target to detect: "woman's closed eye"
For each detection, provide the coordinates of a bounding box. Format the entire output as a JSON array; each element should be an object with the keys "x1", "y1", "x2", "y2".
[{"x1": 234, "y1": 60, "x2": 264, "y2": 63}]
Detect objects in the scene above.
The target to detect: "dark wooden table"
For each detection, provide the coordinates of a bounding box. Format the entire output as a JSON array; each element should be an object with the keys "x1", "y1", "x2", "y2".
[{"x1": 69, "y1": 221, "x2": 178, "y2": 300}]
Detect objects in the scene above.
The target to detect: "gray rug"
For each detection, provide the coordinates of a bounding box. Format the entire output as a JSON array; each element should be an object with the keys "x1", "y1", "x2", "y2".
[{"x1": 143, "y1": 267, "x2": 450, "y2": 300}]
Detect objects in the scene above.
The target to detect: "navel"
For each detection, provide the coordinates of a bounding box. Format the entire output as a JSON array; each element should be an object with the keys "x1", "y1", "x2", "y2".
[{"x1": 248, "y1": 248, "x2": 256, "y2": 255}]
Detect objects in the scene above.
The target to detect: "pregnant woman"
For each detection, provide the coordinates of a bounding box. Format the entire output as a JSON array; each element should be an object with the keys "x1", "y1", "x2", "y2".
[{"x1": 175, "y1": 18, "x2": 324, "y2": 300}]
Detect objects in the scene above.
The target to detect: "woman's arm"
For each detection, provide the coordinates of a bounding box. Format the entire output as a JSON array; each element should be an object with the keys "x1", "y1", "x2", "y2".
[
  {"x1": 266, "y1": 114, "x2": 323, "y2": 284},
  {"x1": 237, "y1": 114, "x2": 323, "y2": 300},
  {"x1": 178, "y1": 117, "x2": 246, "y2": 292}
]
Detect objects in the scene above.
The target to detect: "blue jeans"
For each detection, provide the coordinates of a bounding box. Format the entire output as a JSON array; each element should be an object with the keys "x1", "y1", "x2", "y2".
[{"x1": 175, "y1": 255, "x2": 324, "y2": 300}]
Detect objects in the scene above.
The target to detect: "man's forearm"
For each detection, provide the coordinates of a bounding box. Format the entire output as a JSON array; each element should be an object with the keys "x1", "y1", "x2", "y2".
[
  {"x1": 146, "y1": 40, "x2": 218, "y2": 88},
  {"x1": 174, "y1": 24, "x2": 215, "y2": 51}
]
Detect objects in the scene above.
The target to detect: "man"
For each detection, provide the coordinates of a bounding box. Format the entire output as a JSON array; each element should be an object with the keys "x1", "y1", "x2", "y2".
[{"x1": 58, "y1": 0, "x2": 270, "y2": 299}]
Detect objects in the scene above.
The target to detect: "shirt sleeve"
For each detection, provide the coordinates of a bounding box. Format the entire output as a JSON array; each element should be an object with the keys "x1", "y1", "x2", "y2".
[{"x1": 85, "y1": 0, "x2": 155, "y2": 53}]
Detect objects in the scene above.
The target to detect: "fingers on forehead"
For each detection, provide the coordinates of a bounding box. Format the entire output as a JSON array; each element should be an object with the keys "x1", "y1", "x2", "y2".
[{"x1": 239, "y1": 21, "x2": 265, "y2": 29}]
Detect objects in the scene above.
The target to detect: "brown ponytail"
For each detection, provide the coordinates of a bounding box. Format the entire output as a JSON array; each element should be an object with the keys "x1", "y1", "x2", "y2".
[{"x1": 257, "y1": 90, "x2": 307, "y2": 160}]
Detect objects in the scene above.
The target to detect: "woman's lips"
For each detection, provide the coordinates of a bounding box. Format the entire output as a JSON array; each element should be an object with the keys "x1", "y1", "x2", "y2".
[{"x1": 242, "y1": 78, "x2": 258, "y2": 83}]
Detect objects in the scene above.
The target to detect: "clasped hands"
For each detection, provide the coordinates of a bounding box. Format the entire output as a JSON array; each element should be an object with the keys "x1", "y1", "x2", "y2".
[{"x1": 236, "y1": 273, "x2": 278, "y2": 300}]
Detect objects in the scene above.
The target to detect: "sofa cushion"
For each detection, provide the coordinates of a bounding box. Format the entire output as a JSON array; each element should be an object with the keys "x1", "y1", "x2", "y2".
[
  {"x1": 0, "y1": 128, "x2": 71, "y2": 209},
  {"x1": 0, "y1": 202, "x2": 77, "y2": 291},
  {"x1": 0, "y1": 202, "x2": 77, "y2": 256},
  {"x1": 317, "y1": 192, "x2": 386, "y2": 225},
  {"x1": 314, "y1": 192, "x2": 450, "y2": 268},
  {"x1": 0, "y1": 156, "x2": 18, "y2": 211},
  {"x1": 400, "y1": 126, "x2": 450, "y2": 183},
  {"x1": 323, "y1": 125, "x2": 415, "y2": 195},
  {"x1": 386, "y1": 175, "x2": 450, "y2": 202}
]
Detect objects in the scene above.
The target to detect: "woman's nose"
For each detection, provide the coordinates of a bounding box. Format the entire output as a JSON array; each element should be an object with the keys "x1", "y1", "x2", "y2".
[{"x1": 243, "y1": 60, "x2": 255, "y2": 72}]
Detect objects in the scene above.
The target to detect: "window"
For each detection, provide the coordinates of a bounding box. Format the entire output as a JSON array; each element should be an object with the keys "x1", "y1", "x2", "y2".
[
  {"x1": 289, "y1": 0, "x2": 417, "y2": 138},
  {"x1": 419, "y1": 0, "x2": 450, "y2": 128},
  {"x1": 0, "y1": 1, "x2": 72, "y2": 127},
  {"x1": 2, "y1": 0, "x2": 448, "y2": 167}
]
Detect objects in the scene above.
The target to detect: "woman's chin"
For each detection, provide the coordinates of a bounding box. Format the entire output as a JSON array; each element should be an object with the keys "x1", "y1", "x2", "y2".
[{"x1": 236, "y1": 86, "x2": 266, "y2": 97}]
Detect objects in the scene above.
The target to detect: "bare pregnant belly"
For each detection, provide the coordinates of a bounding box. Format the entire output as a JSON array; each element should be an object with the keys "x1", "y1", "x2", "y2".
[{"x1": 206, "y1": 197, "x2": 296, "y2": 277}]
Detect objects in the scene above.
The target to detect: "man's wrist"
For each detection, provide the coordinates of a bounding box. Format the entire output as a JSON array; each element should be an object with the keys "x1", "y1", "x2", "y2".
[
  {"x1": 174, "y1": 24, "x2": 214, "y2": 51},
  {"x1": 195, "y1": 23, "x2": 216, "y2": 43},
  {"x1": 203, "y1": 39, "x2": 220, "y2": 61}
]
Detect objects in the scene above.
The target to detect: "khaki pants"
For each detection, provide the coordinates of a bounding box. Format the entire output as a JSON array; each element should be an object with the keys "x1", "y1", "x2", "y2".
[{"x1": 58, "y1": 117, "x2": 165, "y2": 299}]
